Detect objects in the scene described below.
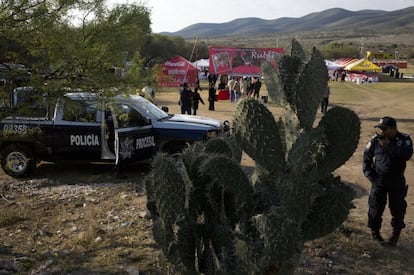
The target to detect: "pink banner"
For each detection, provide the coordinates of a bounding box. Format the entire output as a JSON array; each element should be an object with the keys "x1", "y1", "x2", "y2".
[
  {"x1": 209, "y1": 47, "x2": 284, "y2": 75},
  {"x1": 158, "y1": 55, "x2": 198, "y2": 87}
]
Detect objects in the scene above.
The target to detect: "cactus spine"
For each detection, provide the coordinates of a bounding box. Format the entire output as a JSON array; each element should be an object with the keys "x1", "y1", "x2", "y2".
[{"x1": 145, "y1": 39, "x2": 360, "y2": 274}]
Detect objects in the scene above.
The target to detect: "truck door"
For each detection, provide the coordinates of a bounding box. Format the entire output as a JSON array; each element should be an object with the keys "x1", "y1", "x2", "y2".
[
  {"x1": 111, "y1": 102, "x2": 155, "y2": 165},
  {"x1": 101, "y1": 108, "x2": 116, "y2": 160},
  {"x1": 53, "y1": 98, "x2": 102, "y2": 160}
]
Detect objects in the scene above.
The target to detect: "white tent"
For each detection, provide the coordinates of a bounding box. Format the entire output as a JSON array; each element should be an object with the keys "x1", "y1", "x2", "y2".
[
  {"x1": 325, "y1": 60, "x2": 341, "y2": 70},
  {"x1": 192, "y1": 58, "x2": 209, "y2": 70}
]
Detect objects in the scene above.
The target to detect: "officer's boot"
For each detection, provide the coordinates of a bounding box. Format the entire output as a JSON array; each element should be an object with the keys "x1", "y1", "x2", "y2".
[
  {"x1": 386, "y1": 228, "x2": 401, "y2": 247},
  {"x1": 371, "y1": 229, "x2": 384, "y2": 243}
]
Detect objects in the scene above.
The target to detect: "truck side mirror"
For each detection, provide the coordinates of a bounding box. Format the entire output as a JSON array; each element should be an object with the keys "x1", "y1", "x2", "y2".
[{"x1": 161, "y1": 106, "x2": 169, "y2": 113}]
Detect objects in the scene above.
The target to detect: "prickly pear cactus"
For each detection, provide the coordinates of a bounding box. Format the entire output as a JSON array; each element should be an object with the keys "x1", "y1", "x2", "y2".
[{"x1": 145, "y1": 39, "x2": 360, "y2": 274}]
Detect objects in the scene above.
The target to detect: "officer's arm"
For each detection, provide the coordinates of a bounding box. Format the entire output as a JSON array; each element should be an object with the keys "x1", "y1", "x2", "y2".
[
  {"x1": 389, "y1": 135, "x2": 413, "y2": 161},
  {"x1": 363, "y1": 139, "x2": 378, "y2": 181},
  {"x1": 401, "y1": 136, "x2": 413, "y2": 161}
]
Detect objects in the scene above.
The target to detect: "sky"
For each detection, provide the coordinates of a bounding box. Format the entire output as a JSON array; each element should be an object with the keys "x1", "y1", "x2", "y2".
[{"x1": 109, "y1": 0, "x2": 413, "y2": 33}]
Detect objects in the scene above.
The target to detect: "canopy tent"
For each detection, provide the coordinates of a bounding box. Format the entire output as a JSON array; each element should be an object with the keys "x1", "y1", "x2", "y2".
[
  {"x1": 325, "y1": 60, "x2": 341, "y2": 70},
  {"x1": 333, "y1": 58, "x2": 359, "y2": 68},
  {"x1": 344, "y1": 59, "x2": 382, "y2": 72},
  {"x1": 158, "y1": 55, "x2": 198, "y2": 87},
  {"x1": 192, "y1": 58, "x2": 209, "y2": 70},
  {"x1": 193, "y1": 58, "x2": 210, "y2": 80}
]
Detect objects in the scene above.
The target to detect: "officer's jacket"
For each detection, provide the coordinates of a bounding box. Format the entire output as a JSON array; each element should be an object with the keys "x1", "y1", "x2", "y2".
[{"x1": 363, "y1": 132, "x2": 413, "y2": 182}]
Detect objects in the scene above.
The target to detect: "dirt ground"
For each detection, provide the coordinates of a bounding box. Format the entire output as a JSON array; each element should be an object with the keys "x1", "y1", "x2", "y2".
[{"x1": 1, "y1": 81, "x2": 414, "y2": 274}]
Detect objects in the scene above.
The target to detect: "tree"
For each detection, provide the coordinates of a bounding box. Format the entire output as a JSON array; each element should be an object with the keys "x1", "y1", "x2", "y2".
[
  {"x1": 1, "y1": 0, "x2": 152, "y2": 107},
  {"x1": 322, "y1": 41, "x2": 359, "y2": 59},
  {"x1": 1, "y1": 0, "x2": 78, "y2": 106},
  {"x1": 141, "y1": 34, "x2": 207, "y2": 69}
]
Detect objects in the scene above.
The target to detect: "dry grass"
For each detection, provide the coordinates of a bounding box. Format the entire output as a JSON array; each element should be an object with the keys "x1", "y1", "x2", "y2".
[{"x1": 0, "y1": 207, "x2": 28, "y2": 227}]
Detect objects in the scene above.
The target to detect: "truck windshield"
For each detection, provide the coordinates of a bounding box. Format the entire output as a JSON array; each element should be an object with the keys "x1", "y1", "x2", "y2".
[{"x1": 129, "y1": 95, "x2": 169, "y2": 121}]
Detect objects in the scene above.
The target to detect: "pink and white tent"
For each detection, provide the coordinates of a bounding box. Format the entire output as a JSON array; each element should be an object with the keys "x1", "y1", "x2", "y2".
[
  {"x1": 158, "y1": 55, "x2": 198, "y2": 87},
  {"x1": 333, "y1": 58, "x2": 359, "y2": 68}
]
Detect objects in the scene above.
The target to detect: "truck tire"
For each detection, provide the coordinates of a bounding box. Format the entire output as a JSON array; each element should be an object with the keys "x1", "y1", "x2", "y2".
[{"x1": 0, "y1": 144, "x2": 36, "y2": 178}]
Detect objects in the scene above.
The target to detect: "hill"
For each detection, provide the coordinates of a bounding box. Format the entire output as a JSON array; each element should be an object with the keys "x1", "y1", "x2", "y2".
[{"x1": 161, "y1": 7, "x2": 414, "y2": 38}]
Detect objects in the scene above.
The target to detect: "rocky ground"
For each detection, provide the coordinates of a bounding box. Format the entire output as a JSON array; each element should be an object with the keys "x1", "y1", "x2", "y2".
[{"x1": 0, "y1": 163, "x2": 171, "y2": 274}]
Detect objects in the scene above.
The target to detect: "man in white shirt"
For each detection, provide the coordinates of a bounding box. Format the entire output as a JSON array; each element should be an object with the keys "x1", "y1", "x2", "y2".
[{"x1": 227, "y1": 77, "x2": 235, "y2": 102}]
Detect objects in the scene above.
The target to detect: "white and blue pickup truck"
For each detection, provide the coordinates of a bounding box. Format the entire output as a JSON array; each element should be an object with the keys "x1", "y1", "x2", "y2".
[{"x1": 0, "y1": 91, "x2": 229, "y2": 177}]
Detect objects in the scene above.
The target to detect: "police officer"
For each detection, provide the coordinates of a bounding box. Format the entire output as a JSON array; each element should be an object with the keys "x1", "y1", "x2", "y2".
[
  {"x1": 363, "y1": 116, "x2": 413, "y2": 246},
  {"x1": 179, "y1": 83, "x2": 193, "y2": 115}
]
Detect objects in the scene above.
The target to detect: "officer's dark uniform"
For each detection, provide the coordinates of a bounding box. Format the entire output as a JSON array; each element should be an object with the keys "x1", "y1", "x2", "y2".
[
  {"x1": 363, "y1": 117, "x2": 413, "y2": 245},
  {"x1": 179, "y1": 84, "x2": 193, "y2": 115}
]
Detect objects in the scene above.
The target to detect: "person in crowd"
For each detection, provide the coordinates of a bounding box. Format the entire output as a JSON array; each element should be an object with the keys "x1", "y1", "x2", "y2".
[
  {"x1": 253, "y1": 77, "x2": 262, "y2": 99},
  {"x1": 341, "y1": 71, "x2": 347, "y2": 82},
  {"x1": 248, "y1": 77, "x2": 255, "y2": 97},
  {"x1": 208, "y1": 82, "x2": 217, "y2": 111},
  {"x1": 233, "y1": 77, "x2": 241, "y2": 103},
  {"x1": 208, "y1": 73, "x2": 214, "y2": 86},
  {"x1": 195, "y1": 81, "x2": 202, "y2": 92},
  {"x1": 240, "y1": 76, "x2": 248, "y2": 98},
  {"x1": 179, "y1": 83, "x2": 193, "y2": 115},
  {"x1": 218, "y1": 75, "x2": 227, "y2": 90},
  {"x1": 363, "y1": 116, "x2": 413, "y2": 246},
  {"x1": 227, "y1": 76, "x2": 235, "y2": 102},
  {"x1": 192, "y1": 86, "x2": 205, "y2": 115},
  {"x1": 208, "y1": 74, "x2": 217, "y2": 87},
  {"x1": 196, "y1": 77, "x2": 201, "y2": 89},
  {"x1": 320, "y1": 85, "x2": 331, "y2": 114},
  {"x1": 333, "y1": 70, "x2": 339, "y2": 81}
]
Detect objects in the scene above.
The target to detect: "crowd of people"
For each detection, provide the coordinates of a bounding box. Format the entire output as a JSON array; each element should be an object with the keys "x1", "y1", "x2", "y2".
[
  {"x1": 211, "y1": 74, "x2": 263, "y2": 102},
  {"x1": 178, "y1": 82, "x2": 206, "y2": 115},
  {"x1": 140, "y1": 74, "x2": 331, "y2": 118},
  {"x1": 175, "y1": 74, "x2": 264, "y2": 116}
]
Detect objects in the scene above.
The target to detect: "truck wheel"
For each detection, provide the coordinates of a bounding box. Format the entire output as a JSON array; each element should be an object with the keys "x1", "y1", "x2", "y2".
[{"x1": 1, "y1": 144, "x2": 35, "y2": 178}]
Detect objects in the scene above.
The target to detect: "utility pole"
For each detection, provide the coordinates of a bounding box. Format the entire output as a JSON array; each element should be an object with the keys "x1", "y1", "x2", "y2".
[{"x1": 183, "y1": 36, "x2": 199, "y2": 86}]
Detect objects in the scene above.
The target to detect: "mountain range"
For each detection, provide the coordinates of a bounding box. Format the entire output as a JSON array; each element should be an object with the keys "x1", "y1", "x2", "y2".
[{"x1": 161, "y1": 6, "x2": 414, "y2": 38}]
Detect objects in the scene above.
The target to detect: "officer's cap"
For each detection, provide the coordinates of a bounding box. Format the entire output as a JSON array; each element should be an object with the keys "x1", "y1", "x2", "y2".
[{"x1": 374, "y1": 116, "x2": 397, "y2": 129}]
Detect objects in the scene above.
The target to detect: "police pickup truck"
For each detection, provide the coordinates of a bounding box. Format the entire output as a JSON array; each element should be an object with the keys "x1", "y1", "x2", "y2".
[{"x1": 0, "y1": 91, "x2": 228, "y2": 177}]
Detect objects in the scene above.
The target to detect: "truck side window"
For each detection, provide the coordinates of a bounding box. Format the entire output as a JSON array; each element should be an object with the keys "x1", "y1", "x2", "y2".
[
  {"x1": 12, "y1": 87, "x2": 51, "y2": 118},
  {"x1": 113, "y1": 103, "x2": 149, "y2": 128},
  {"x1": 62, "y1": 99, "x2": 97, "y2": 123}
]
